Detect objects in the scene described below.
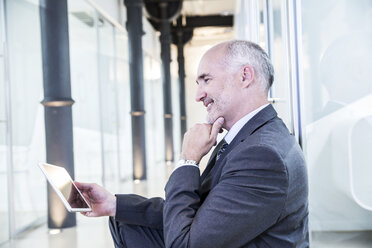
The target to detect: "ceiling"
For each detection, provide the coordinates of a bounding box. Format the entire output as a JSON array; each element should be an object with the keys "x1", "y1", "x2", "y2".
[
  {"x1": 177, "y1": 1, "x2": 237, "y2": 130},
  {"x1": 181, "y1": 0, "x2": 235, "y2": 16},
  {"x1": 179, "y1": 0, "x2": 236, "y2": 46}
]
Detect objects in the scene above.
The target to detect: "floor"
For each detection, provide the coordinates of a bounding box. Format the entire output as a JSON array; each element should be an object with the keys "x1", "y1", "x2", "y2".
[
  {"x1": 0, "y1": 162, "x2": 172, "y2": 248},
  {"x1": 1, "y1": 162, "x2": 372, "y2": 248},
  {"x1": 3, "y1": 219, "x2": 372, "y2": 248},
  {"x1": 312, "y1": 231, "x2": 372, "y2": 247},
  {"x1": 1, "y1": 216, "x2": 114, "y2": 248}
]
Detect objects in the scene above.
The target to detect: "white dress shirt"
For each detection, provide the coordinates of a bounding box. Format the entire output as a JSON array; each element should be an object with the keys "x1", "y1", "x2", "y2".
[
  {"x1": 224, "y1": 103, "x2": 269, "y2": 145},
  {"x1": 174, "y1": 103, "x2": 270, "y2": 171}
]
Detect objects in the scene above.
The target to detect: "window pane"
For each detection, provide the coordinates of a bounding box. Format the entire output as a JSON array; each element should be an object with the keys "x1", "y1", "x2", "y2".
[
  {"x1": 0, "y1": 52, "x2": 9, "y2": 244},
  {"x1": 97, "y1": 18, "x2": 119, "y2": 183},
  {"x1": 301, "y1": 0, "x2": 372, "y2": 233},
  {"x1": 68, "y1": 1, "x2": 102, "y2": 183},
  {"x1": 115, "y1": 30, "x2": 132, "y2": 181},
  {"x1": 258, "y1": 0, "x2": 293, "y2": 133},
  {"x1": 6, "y1": 0, "x2": 46, "y2": 232}
]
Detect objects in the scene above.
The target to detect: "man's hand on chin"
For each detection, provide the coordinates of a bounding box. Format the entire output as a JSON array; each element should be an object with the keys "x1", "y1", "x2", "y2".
[{"x1": 180, "y1": 117, "x2": 225, "y2": 163}]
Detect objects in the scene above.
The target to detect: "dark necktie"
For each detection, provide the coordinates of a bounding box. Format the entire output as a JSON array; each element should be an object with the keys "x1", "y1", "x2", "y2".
[
  {"x1": 216, "y1": 140, "x2": 228, "y2": 161},
  {"x1": 200, "y1": 139, "x2": 229, "y2": 181}
]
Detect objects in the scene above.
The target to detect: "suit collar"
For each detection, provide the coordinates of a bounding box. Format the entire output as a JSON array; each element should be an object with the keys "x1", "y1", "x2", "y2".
[
  {"x1": 224, "y1": 103, "x2": 270, "y2": 144},
  {"x1": 212, "y1": 104, "x2": 277, "y2": 162},
  {"x1": 235, "y1": 104, "x2": 277, "y2": 139},
  {"x1": 201, "y1": 104, "x2": 277, "y2": 181}
]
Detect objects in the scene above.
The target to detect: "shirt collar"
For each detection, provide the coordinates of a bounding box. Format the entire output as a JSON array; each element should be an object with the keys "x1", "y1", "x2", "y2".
[{"x1": 224, "y1": 103, "x2": 269, "y2": 144}]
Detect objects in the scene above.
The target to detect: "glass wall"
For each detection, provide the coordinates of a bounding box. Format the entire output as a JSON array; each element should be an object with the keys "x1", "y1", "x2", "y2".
[
  {"x1": 68, "y1": 0, "x2": 134, "y2": 186},
  {"x1": 4, "y1": 0, "x2": 46, "y2": 235},
  {"x1": 143, "y1": 55, "x2": 165, "y2": 195},
  {"x1": 1, "y1": 0, "x2": 168, "y2": 243},
  {"x1": 260, "y1": 0, "x2": 293, "y2": 133},
  {"x1": 0, "y1": 0, "x2": 180, "y2": 243},
  {"x1": 68, "y1": 1, "x2": 103, "y2": 184},
  {"x1": 115, "y1": 30, "x2": 132, "y2": 181},
  {"x1": 144, "y1": 55, "x2": 164, "y2": 166},
  {"x1": 0, "y1": 105, "x2": 8, "y2": 245},
  {"x1": 0, "y1": 68, "x2": 8, "y2": 244},
  {"x1": 97, "y1": 14, "x2": 120, "y2": 184},
  {"x1": 0, "y1": 0, "x2": 9, "y2": 243},
  {"x1": 300, "y1": 0, "x2": 372, "y2": 232},
  {"x1": 236, "y1": 0, "x2": 294, "y2": 134},
  {"x1": 236, "y1": 0, "x2": 372, "y2": 243}
]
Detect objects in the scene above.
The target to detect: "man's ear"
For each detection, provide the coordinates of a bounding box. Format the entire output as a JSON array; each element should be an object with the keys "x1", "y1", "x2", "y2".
[{"x1": 241, "y1": 65, "x2": 254, "y2": 88}]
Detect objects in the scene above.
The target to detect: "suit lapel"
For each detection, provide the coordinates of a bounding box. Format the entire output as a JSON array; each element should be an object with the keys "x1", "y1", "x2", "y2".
[
  {"x1": 236, "y1": 104, "x2": 278, "y2": 139},
  {"x1": 200, "y1": 104, "x2": 278, "y2": 182},
  {"x1": 231, "y1": 104, "x2": 277, "y2": 145}
]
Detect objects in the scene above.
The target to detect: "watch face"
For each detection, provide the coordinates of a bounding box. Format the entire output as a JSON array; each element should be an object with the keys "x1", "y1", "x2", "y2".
[
  {"x1": 177, "y1": 159, "x2": 198, "y2": 166},
  {"x1": 185, "y1": 160, "x2": 198, "y2": 165}
]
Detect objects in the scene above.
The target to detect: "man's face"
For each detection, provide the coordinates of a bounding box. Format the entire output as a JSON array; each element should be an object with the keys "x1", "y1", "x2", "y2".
[{"x1": 195, "y1": 48, "x2": 239, "y2": 125}]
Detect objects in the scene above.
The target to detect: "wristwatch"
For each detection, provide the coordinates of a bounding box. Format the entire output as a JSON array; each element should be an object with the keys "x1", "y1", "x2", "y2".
[{"x1": 177, "y1": 159, "x2": 199, "y2": 167}]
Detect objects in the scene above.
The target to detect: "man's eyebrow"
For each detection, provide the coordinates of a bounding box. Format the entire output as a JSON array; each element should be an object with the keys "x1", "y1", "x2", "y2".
[{"x1": 196, "y1": 73, "x2": 211, "y2": 84}]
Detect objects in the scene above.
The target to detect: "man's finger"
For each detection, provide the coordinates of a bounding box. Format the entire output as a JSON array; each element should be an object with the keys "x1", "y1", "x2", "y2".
[
  {"x1": 210, "y1": 117, "x2": 224, "y2": 139},
  {"x1": 74, "y1": 181, "x2": 92, "y2": 191}
]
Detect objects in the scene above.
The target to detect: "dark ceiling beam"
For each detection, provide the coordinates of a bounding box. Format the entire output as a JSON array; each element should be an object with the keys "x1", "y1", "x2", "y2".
[
  {"x1": 184, "y1": 15, "x2": 233, "y2": 28},
  {"x1": 149, "y1": 14, "x2": 233, "y2": 32},
  {"x1": 146, "y1": 0, "x2": 180, "y2": 2}
]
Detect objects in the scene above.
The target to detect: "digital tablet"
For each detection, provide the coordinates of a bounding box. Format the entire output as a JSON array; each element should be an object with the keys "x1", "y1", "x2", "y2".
[{"x1": 38, "y1": 162, "x2": 92, "y2": 212}]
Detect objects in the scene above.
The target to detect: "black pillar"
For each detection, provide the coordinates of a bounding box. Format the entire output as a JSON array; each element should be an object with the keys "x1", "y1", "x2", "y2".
[
  {"x1": 176, "y1": 17, "x2": 187, "y2": 140},
  {"x1": 159, "y1": 3, "x2": 174, "y2": 162},
  {"x1": 124, "y1": 0, "x2": 147, "y2": 180},
  {"x1": 39, "y1": 0, "x2": 76, "y2": 229}
]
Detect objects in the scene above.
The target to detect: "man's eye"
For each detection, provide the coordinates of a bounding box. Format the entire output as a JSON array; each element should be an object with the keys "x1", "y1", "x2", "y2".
[{"x1": 205, "y1": 78, "x2": 211, "y2": 83}]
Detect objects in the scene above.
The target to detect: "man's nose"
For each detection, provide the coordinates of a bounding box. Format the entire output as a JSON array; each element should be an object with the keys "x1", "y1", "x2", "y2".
[{"x1": 195, "y1": 85, "x2": 206, "y2": 102}]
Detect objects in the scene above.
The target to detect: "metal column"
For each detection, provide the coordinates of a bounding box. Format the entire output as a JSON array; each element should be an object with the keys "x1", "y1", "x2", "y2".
[
  {"x1": 124, "y1": 0, "x2": 147, "y2": 180},
  {"x1": 159, "y1": 3, "x2": 174, "y2": 162},
  {"x1": 40, "y1": 0, "x2": 76, "y2": 229},
  {"x1": 176, "y1": 17, "x2": 187, "y2": 140}
]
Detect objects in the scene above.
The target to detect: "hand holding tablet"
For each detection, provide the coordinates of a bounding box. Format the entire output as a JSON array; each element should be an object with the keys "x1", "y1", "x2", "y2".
[
  {"x1": 38, "y1": 163, "x2": 92, "y2": 212},
  {"x1": 74, "y1": 181, "x2": 117, "y2": 217},
  {"x1": 38, "y1": 163, "x2": 116, "y2": 217}
]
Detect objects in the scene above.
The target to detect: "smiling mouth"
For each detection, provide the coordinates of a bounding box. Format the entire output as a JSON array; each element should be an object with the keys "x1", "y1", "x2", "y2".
[
  {"x1": 203, "y1": 98, "x2": 214, "y2": 111},
  {"x1": 207, "y1": 102, "x2": 213, "y2": 112}
]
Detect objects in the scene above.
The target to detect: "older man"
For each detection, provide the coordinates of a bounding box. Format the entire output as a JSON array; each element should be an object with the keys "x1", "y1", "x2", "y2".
[{"x1": 76, "y1": 40, "x2": 309, "y2": 247}]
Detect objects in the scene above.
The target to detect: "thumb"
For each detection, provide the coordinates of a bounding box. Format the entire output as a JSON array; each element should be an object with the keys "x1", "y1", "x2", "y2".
[
  {"x1": 74, "y1": 181, "x2": 92, "y2": 191},
  {"x1": 210, "y1": 117, "x2": 224, "y2": 140}
]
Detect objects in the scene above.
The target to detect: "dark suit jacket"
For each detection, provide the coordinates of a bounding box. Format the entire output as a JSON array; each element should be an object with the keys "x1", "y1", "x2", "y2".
[{"x1": 115, "y1": 104, "x2": 309, "y2": 247}]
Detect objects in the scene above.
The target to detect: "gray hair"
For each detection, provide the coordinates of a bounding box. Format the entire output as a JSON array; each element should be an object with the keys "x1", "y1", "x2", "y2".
[{"x1": 222, "y1": 40, "x2": 274, "y2": 92}]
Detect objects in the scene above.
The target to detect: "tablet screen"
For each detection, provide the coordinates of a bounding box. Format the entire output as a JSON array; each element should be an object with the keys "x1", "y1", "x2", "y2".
[{"x1": 40, "y1": 163, "x2": 90, "y2": 211}]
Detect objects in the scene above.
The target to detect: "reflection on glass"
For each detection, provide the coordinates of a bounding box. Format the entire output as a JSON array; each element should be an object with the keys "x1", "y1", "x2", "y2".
[
  {"x1": 68, "y1": 0, "x2": 102, "y2": 183},
  {"x1": 0, "y1": 72, "x2": 9, "y2": 243},
  {"x1": 97, "y1": 16, "x2": 120, "y2": 183},
  {"x1": 258, "y1": 0, "x2": 293, "y2": 133},
  {"x1": 144, "y1": 55, "x2": 165, "y2": 166},
  {"x1": 6, "y1": 0, "x2": 46, "y2": 232},
  {"x1": 316, "y1": 33, "x2": 372, "y2": 120},
  {"x1": 301, "y1": 0, "x2": 372, "y2": 233},
  {"x1": 115, "y1": 31, "x2": 132, "y2": 181},
  {"x1": 68, "y1": 1, "x2": 132, "y2": 186}
]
